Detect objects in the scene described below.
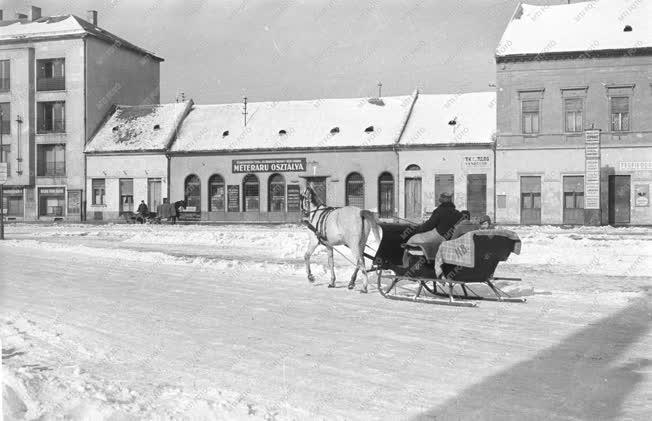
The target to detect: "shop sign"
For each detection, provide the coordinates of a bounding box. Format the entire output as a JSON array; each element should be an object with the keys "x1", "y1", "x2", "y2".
[
  {"x1": 287, "y1": 184, "x2": 301, "y2": 212},
  {"x1": 462, "y1": 156, "x2": 491, "y2": 169},
  {"x1": 619, "y1": 162, "x2": 652, "y2": 171},
  {"x1": 3, "y1": 188, "x2": 23, "y2": 195},
  {"x1": 232, "y1": 158, "x2": 306, "y2": 173},
  {"x1": 635, "y1": 184, "x2": 649, "y2": 207},
  {"x1": 227, "y1": 185, "x2": 240, "y2": 212},
  {"x1": 584, "y1": 130, "x2": 601, "y2": 209},
  {"x1": 39, "y1": 187, "x2": 65, "y2": 195}
]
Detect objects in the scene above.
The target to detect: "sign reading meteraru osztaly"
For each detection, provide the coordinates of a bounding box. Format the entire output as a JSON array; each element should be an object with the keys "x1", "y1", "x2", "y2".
[{"x1": 232, "y1": 158, "x2": 307, "y2": 173}]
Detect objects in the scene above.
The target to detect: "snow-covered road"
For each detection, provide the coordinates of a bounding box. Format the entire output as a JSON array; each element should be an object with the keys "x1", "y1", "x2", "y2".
[{"x1": 2, "y1": 223, "x2": 651, "y2": 420}]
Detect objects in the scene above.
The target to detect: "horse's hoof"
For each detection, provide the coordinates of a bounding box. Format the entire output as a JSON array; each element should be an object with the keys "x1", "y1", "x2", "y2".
[
  {"x1": 328, "y1": 284, "x2": 335, "y2": 288},
  {"x1": 307, "y1": 275, "x2": 315, "y2": 283},
  {"x1": 347, "y1": 283, "x2": 355, "y2": 290},
  {"x1": 360, "y1": 288, "x2": 368, "y2": 294}
]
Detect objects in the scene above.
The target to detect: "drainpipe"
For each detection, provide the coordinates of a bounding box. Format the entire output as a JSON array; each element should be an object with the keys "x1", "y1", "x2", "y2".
[
  {"x1": 82, "y1": 37, "x2": 88, "y2": 221},
  {"x1": 492, "y1": 137, "x2": 497, "y2": 223},
  {"x1": 166, "y1": 153, "x2": 171, "y2": 200}
]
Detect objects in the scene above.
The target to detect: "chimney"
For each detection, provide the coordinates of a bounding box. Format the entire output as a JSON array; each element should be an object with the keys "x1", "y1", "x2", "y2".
[
  {"x1": 87, "y1": 10, "x2": 97, "y2": 26},
  {"x1": 16, "y1": 13, "x2": 28, "y2": 19},
  {"x1": 29, "y1": 6, "x2": 41, "y2": 21}
]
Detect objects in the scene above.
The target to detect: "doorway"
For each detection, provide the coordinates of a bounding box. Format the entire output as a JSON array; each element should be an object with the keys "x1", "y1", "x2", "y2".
[
  {"x1": 520, "y1": 176, "x2": 541, "y2": 224},
  {"x1": 404, "y1": 177, "x2": 422, "y2": 220},
  {"x1": 466, "y1": 174, "x2": 487, "y2": 218},
  {"x1": 305, "y1": 177, "x2": 327, "y2": 205},
  {"x1": 608, "y1": 175, "x2": 630, "y2": 224}
]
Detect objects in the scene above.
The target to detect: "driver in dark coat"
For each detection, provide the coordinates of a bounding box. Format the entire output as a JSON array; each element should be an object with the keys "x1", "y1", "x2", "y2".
[
  {"x1": 405, "y1": 192, "x2": 462, "y2": 260},
  {"x1": 136, "y1": 200, "x2": 149, "y2": 224}
]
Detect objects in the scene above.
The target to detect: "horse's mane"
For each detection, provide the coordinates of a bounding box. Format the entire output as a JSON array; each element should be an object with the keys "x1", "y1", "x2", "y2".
[{"x1": 307, "y1": 185, "x2": 324, "y2": 207}]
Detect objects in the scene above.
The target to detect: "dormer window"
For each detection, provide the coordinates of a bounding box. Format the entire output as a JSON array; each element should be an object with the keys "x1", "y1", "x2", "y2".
[
  {"x1": 279, "y1": 129, "x2": 287, "y2": 135},
  {"x1": 624, "y1": 25, "x2": 632, "y2": 32},
  {"x1": 153, "y1": 124, "x2": 160, "y2": 130},
  {"x1": 112, "y1": 126, "x2": 119, "y2": 132},
  {"x1": 222, "y1": 130, "x2": 229, "y2": 137},
  {"x1": 364, "y1": 126, "x2": 374, "y2": 133},
  {"x1": 448, "y1": 117, "x2": 457, "y2": 126},
  {"x1": 330, "y1": 127, "x2": 340, "y2": 135}
]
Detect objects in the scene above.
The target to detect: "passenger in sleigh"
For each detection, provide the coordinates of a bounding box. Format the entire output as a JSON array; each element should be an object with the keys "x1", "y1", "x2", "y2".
[{"x1": 403, "y1": 192, "x2": 462, "y2": 265}]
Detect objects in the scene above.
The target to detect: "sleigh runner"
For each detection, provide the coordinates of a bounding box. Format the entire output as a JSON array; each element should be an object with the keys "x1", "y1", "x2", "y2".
[{"x1": 371, "y1": 222, "x2": 527, "y2": 307}]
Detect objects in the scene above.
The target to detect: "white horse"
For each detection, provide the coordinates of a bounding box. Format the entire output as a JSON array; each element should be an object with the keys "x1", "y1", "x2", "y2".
[{"x1": 301, "y1": 186, "x2": 381, "y2": 293}]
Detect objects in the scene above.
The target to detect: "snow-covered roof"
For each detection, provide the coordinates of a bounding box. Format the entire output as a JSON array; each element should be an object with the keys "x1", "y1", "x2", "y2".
[
  {"x1": 171, "y1": 94, "x2": 416, "y2": 152},
  {"x1": 0, "y1": 15, "x2": 163, "y2": 60},
  {"x1": 400, "y1": 92, "x2": 496, "y2": 146},
  {"x1": 85, "y1": 102, "x2": 192, "y2": 153},
  {"x1": 496, "y1": 0, "x2": 652, "y2": 57}
]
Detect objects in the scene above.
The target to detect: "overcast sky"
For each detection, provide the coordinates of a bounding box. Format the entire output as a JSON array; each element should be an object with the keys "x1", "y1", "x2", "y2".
[{"x1": 4, "y1": 0, "x2": 570, "y2": 104}]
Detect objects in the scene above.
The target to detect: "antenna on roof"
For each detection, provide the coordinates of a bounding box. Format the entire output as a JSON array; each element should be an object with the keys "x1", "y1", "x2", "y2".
[
  {"x1": 243, "y1": 96, "x2": 248, "y2": 127},
  {"x1": 377, "y1": 81, "x2": 383, "y2": 99}
]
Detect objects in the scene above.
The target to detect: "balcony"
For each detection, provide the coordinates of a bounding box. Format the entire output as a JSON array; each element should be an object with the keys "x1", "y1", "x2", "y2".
[{"x1": 37, "y1": 77, "x2": 65, "y2": 91}]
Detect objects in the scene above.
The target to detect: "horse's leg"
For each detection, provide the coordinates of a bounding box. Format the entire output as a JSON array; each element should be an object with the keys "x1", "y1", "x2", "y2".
[
  {"x1": 304, "y1": 235, "x2": 320, "y2": 283},
  {"x1": 348, "y1": 267, "x2": 359, "y2": 289},
  {"x1": 327, "y1": 247, "x2": 336, "y2": 288},
  {"x1": 357, "y1": 255, "x2": 370, "y2": 294}
]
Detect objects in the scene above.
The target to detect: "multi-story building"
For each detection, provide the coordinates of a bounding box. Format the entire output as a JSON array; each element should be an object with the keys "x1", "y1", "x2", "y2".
[
  {"x1": 0, "y1": 6, "x2": 162, "y2": 221},
  {"x1": 495, "y1": 0, "x2": 652, "y2": 225}
]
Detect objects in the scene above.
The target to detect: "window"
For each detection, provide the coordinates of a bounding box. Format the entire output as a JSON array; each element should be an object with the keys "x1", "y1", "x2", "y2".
[
  {"x1": 37, "y1": 144, "x2": 65, "y2": 176},
  {"x1": 38, "y1": 187, "x2": 65, "y2": 217},
  {"x1": 0, "y1": 60, "x2": 9, "y2": 92},
  {"x1": 563, "y1": 176, "x2": 584, "y2": 209},
  {"x1": 92, "y1": 179, "x2": 105, "y2": 205},
  {"x1": 522, "y1": 100, "x2": 540, "y2": 134},
  {"x1": 184, "y1": 175, "x2": 201, "y2": 211},
  {"x1": 37, "y1": 58, "x2": 65, "y2": 91},
  {"x1": 37, "y1": 101, "x2": 65, "y2": 133},
  {"x1": 208, "y1": 174, "x2": 225, "y2": 211},
  {"x1": 345, "y1": 172, "x2": 365, "y2": 208},
  {"x1": 0, "y1": 145, "x2": 9, "y2": 175},
  {"x1": 243, "y1": 174, "x2": 259, "y2": 211},
  {"x1": 268, "y1": 173, "x2": 286, "y2": 212},
  {"x1": 564, "y1": 98, "x2": 583, "y2": 132},
  {"x1": 378, "y1": 172, "x2": 394, "y2": 218},
  {"x1": 119, "y1": 179, "x2": 134, "y2": 214},
  {"x1": 405, "y1": 164, "x2": 421, "y2": 171},
  {"x1": 611, "y1": 97, "x2": 630, "y2": 131},
  {"x1": 0, "y1": 103, "x2": 9, "y2": 134}
]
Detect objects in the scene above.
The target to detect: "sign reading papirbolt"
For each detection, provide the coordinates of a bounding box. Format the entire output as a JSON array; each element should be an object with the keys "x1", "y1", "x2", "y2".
[{"x1": 232, "y1": 158, "x2": 307, "y2": 173}]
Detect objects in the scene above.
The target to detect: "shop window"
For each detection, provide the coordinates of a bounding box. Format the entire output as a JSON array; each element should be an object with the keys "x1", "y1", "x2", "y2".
[
  {"x1": 92, "y1": 179, "x2": 105, "y2": 205},
  {"x1": 37, "y1": 144, "x2": 65, "y2": 176},
  {"x1": 0, "y1": 145, "x2": 9, "y2": 175},
  {"x1": 345, "y1": 172, "x2": 365, "y2": 208},
  {"x1": 522, "y1": 100, "x2": 540, "y2": 134},
  {"x1": 378, "y1": 172, "x2": 394, "y2": 218},
  {"x1": 38, "y1": 187, "x2": 65, "y2": 217},
  {"x1": 610, "y1": 97, "x2": 630, "y2": 131},
  {"x1": 0, "y1": 60, "x2": 9, "y2": 92},
  {"x1": 268, "y1": 173, "x2": 286, "y2": 212},
  {"x1": 243, "y1": 174, "x2": 259, "y2": 211},
  {"x1": 119, "y1": 178, "x2": 134, "y2": 214},
  {"x1": 564, "y1": 98, "x2": 583, "y2": 132},
  {"x1": 2, "y1": 189, "x2": 24, "y2": 217},
  {"x1": 37, "y1": 101, "x2": 65, "y2": 133},
  {"x1": 184, "y1": 174, "x2": 201, "y2": 211},
  {"x1": 0, "y1": 102, "x2": 10, "y2": 134},
  {"x1": 208, "y1": 174, "x2": 225, "y2": 211}
]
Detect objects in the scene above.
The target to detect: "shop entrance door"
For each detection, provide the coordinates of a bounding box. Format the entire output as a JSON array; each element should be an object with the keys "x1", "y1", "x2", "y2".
[
  {"x1": 609, "y1": 175, "x2": 630, "y2": 224},
  {"x1": 404, "y1": 177, "x2": 422, "y2": 220},
  {"x1": 521, "y1": 176, "x2": 541, "y2": 225},
  {"x1": 467, "y1": 174, "x2": 487, "y2": 218},
  {"x1": 148, "y1": 178, "x2": 162, "y2": 211}
]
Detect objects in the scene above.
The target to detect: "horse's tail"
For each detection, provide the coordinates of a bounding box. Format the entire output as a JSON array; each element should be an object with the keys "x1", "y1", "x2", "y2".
[{"x1": 360, "y1": 210, "x2": 381, "y2": 243}]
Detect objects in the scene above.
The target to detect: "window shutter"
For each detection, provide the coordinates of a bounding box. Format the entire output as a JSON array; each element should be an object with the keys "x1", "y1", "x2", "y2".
[{"x1": 611, "y1": 97, "x2": 629, "y2": 113}]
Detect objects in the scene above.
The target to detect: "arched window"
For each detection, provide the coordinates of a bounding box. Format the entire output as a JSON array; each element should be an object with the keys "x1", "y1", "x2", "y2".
[
  {"x1": 243, "y1": 174, "x2": 260, "y2": 211},
  {"x1": 345, "y1": 172, "x2": 365, "y2": 208},
  {"x1": 208, "y1": 174, "x2": 225, "y2": 211},
  {"x1": 406, "y1": 164, "x2": 421, "y2": 171},
  {"x1": 184, "y1": 174, "x2": 201, "y2": 211},
  {"x1": 378, "y1": 172, "x2": 394, "y2": 218},
  {"x1": 268, "y1": 173, "x2": 286, "y2": 212}
]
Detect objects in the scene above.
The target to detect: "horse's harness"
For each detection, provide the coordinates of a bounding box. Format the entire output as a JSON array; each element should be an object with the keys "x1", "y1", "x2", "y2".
[{"x1": 300, "y1": 188, "x2": 338, "y2": 244}]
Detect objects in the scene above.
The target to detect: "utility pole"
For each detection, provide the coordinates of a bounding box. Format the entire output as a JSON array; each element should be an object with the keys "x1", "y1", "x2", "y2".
[
  {"x1": 242, "y1": 96, "x2": 248, "y2": 127},
  {"x1": 0, "y1": 108, "x2": 5, "y2": 240}
]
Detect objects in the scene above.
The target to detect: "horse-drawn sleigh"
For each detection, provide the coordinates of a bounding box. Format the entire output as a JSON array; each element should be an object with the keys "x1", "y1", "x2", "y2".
[{"x1": 300, "y1": 185, "x2": 526, "y2": 307}]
